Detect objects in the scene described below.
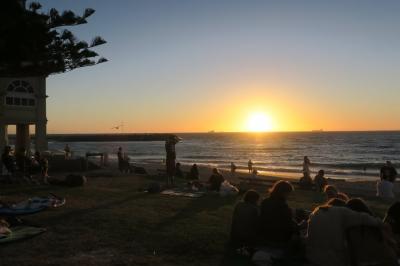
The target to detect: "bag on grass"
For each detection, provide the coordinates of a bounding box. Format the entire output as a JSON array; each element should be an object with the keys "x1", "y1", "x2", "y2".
[
  {"x1": 220, "y1": 181, "x2": 239, "y2": 196},
  {"x1": 65, "y1": 174, "x2": 87, "y2": 187}
]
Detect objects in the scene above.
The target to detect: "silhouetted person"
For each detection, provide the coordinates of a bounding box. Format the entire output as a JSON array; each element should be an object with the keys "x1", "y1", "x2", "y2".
[
  {"x1": 230, "y1": 190, "x2": 261, "y2": 248},
  {"x1": 117, "y1": 147, "x2": 130, "y2": 173},
  {"x1": 15, "y1": 148, "x2": 33, "y2": 178},
  {"x1": 306, "y1": 198, "x2": 380, "y2": 266},
  {"x1": 260, "y1": 180, "x2": 299, "y2": 247},
  {"x1": 15, "y1": 148, "x2": 27, "y2": 173},
  {"x1": 377, "y1": 162, "x2": 396, "y2": 199},
  {"x1": 345, "y1": 199, "x2": 399, "y2": 266},
  {"x1": 35, "y1": 151, "x2": 48, "y2": 184},
  {"x1": 230, "y1": 162, "x2": 237, "y2": 178},
  {"x1": 165, "y1": 136, "x2": 180, "y2": 186},
  {"x1": 248, "y1": 160, "x2": 253, "y2": 173},
  {"x1": 314, "y1": 169, "x2": 327, "y2": 192},
  {"x1": 187, "y1": 164, "x2": 199, "y2": 180},
  {"x1": 208, "y1": 168, "x2": 225, "y2": 191},
  {"x1": 324, "y1": 185, "x2": 349, "y2": 202},
  {"x1": 346, "y1": 198, "x2": 374, "y2": 216},
  {"x1": 64, "y1": 144, "x2": 71, "y2": 159},
  {"x1": 299, "y1": 174, "x2": 313, "y2": 190},
  {"x1": 303, "y1": 156, "x2": 311, "y2": 179},
  {"x1": 380, "y1": 161, "x2": 398, "y2": 183},
  {"x1": 175, "y1": 162, "x2": 184, "y2": 178},
  {"x1": 384, "y1": 202, "x2": 400, "y2": 242},
  {"x1": 1, "y1": 146, "x2": 15, "y2": 175}
]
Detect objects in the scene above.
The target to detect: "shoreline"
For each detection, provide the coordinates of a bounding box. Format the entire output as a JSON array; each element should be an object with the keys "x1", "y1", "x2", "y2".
[{"x1": 125, "y1": 160, "x2": 397, "y2": 199}]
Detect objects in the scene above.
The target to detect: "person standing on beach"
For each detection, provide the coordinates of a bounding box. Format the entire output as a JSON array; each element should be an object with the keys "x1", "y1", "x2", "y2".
[
  {"x1": 248, "y1": 160, "x2": 253, "y2": 173},
  {"x1": 117, "y1": 147, "x2": 124, "y2": 172},
  {"x1": 303, "y1": 156, "x2": 311, "y2": 179},
  {"x1": 230, "y1": 162, "x2": 237, "y2": 178},
  {"x1": 64, "y1": 144, "x2": 71, "y2": 159},
  {"x1": 165, "y1": 136, "x2": 180, "y2": 186}
]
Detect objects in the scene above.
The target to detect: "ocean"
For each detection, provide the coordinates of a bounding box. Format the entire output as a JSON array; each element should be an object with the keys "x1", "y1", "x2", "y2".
[{"x1": 48, "y1": 131, "x2": 399, "y2": 181}]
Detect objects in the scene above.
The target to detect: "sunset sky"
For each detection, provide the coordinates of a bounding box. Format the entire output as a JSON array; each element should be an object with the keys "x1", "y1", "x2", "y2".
[{"x1": 38, "y1": 0, "x2": 400, "y2": 133}]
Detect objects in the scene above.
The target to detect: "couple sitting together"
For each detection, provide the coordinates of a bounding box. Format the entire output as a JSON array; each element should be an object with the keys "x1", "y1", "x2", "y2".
[{"x1": 230, "y1": 180, "x2": 400, "y2": 266}]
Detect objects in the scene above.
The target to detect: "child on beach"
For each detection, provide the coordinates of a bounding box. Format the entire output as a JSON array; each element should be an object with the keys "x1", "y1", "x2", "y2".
[{"x1": 248, "y1": 160, "x2": 253, "y2": 173}]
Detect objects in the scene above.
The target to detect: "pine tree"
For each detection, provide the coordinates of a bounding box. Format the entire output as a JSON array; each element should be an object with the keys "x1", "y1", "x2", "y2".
[{"x1": 0, "y1": 1, "x2": 107, "y2": 77}]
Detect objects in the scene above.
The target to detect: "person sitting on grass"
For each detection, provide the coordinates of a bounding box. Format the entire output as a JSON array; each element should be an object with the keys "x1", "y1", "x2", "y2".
[
  {"x1": 259, "y1": 180, "x2": 301, "y2": 248},
  {"x1": 324, "y1": 185, "x2": 349, "y2": 202},
  {"x1": 384, "y1": 202, "x2": 400, "y2": 247},
  {"x1": 299, "y1": 173, "x2": 313, "y2": 190},
  {"x1": 230, "y1": 190, "x2": 261, "y2": 249},
  {"x1": 1, "y1": 146, "x2": 16, "y2": 175},
  {"x1": 186, "y1": 164, "x2": 202, "y2": 190},
  {"x1": 314, "y1": 169, "x2": 327, "y2": 192},
  {"x1": 208, "y1": 168, "x2": 225, "y2": 192},
  {"x1": 306, "y1": 198, "x2": 381, "y2": 266},
  {"x1": 187, "y1": 164, "x2": 199, "y2": 180},
  {"x1": 345, "y1": 198, "x2": 399, "y2": 265},
  {"x1": 346, "y1": 198, "x2": 374, "y2": 216},
  {"x1": 34, "y1": 151, "x2": 49, "y2": 184}
]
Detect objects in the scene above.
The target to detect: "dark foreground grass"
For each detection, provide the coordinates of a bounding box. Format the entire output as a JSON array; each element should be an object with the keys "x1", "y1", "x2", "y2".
[{"x1": 0, "y1": 174, "x2": 393, "y2": 266}]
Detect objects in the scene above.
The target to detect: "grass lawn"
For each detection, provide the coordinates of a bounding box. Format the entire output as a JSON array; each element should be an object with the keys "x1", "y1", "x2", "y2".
[{"x1": 0, "y1": 173, "x2": 393, "y2": 266}]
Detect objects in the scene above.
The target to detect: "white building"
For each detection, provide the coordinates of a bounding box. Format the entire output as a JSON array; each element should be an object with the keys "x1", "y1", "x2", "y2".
[{"x1": 0, "y1": 77, "x2": 48, "y2": 154}]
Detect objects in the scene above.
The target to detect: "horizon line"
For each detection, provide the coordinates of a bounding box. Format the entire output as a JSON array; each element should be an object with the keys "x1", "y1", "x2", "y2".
[{"x1": 39, "y1": 129, "x2": 400, "y2": 135}]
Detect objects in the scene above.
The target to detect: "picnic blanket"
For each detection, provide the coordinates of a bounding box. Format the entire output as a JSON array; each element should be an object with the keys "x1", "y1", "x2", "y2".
[
  {"x1": 0, "y1": 226, "x2": 46, "y2": 244},
  {"x1": 161, "y1": 189, "x2": 205, "y2": 198},
  {"x1": 0, "y1": 194, "x2": 66, "y2": 216}
]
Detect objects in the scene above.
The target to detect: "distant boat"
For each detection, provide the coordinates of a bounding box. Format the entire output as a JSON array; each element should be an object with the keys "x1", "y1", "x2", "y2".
[
  {"x1": 208, "y1": 130, "x2": 215, "y2": 133},
  {"x1": 312, "y1": 129, "x2": 324, "y2": 132}
]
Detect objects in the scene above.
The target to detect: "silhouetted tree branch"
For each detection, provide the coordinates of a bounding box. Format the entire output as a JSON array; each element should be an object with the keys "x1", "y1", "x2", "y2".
[{"x1": 0, "y1": 0, "x2": 107, "y2": 77}]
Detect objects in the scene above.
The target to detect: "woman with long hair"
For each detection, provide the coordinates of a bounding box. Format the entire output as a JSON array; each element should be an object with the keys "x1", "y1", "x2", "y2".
[{"x1": 259, "y1": 180, "x2": 298, "y2": 247}]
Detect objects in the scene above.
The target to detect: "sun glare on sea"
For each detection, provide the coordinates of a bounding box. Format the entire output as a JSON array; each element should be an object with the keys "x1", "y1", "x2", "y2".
[{"x1": 246, "y1": 112, "x2": 273, "y2": 132}]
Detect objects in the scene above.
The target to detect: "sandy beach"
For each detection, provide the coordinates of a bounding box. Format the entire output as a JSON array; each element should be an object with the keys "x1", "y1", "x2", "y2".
[{"x1": 107, "y1": 160, "x2": 396, "y2": 200}]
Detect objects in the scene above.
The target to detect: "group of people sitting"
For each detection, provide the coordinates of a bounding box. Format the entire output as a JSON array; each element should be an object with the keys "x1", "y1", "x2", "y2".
[
  {"x1": 1, "y1": 146, "x2": 49, "y2": 184},
  {"x1": 231, "y1": 180, "x2": 400, "y2": 266},
  {"x1": 173, "y1": 163, "x2": 239, "y2": 195}
]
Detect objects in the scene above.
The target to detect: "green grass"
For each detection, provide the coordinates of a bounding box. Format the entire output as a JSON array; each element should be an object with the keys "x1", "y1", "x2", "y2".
[{"x1": 0, "y1": 174, "x2": 393, "y2": 266}]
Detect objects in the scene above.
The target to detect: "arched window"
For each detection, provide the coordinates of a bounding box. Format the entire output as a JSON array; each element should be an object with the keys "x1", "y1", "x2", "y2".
[{"x1": 5, "y1": 80, "x2": 36, "y2": 107}]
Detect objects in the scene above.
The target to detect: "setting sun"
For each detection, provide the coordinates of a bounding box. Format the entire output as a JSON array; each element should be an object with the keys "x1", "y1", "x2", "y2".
[{"x1": 246, "y1": 112, "x2": 273, "y2": 132}]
